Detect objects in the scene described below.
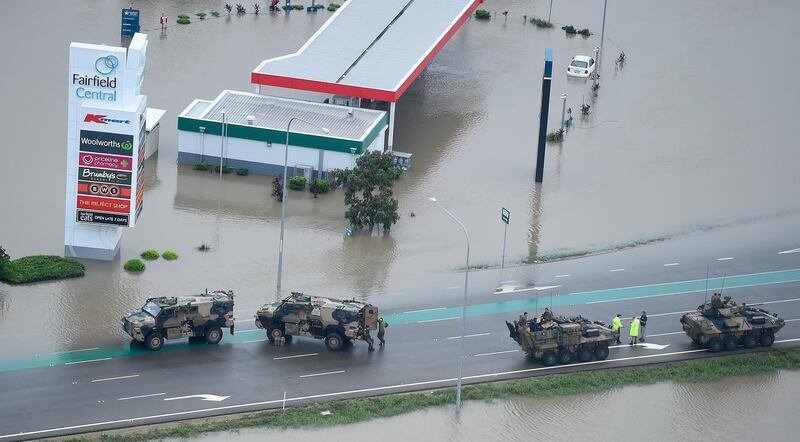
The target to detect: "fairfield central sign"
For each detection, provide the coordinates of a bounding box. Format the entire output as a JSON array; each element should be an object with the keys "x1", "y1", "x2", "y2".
[{"x1": 65, "y1": 34, "x2": 147, "y2": 261}]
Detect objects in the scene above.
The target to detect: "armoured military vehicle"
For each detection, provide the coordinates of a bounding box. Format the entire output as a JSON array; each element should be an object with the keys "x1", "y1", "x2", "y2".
[
  {"x1": 506, "y1": 315, "x2": 616, "y2": 365},
  {"x1": 680, "y1": 294, "x2": 784, "y2": 352},
  {"x1": 255, "y1": 292, "x2": 378, "y2": 351},
  {"x1": 122, "y1": 290, "x2": 235, "y2": 351}
]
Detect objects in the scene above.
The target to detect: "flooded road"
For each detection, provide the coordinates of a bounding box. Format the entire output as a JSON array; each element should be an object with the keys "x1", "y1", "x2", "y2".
[
  {"x1": 166, "y1": 370, "x2": 800, "y2": 441},
  {"x1": 1, "y1": 0, "x2": 799, "y2": 355}
]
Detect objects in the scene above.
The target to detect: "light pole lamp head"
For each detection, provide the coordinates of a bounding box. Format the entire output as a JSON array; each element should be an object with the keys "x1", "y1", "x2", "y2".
[
  {"x1": 321, "y1": 127, "x2": 330, "y2": 134},
  {"x1": 428, "y1": 197, "x2": 437, "y2": 202},
  {"x1": 350, "y1": 147, "x2": 357, "y2": 155},
  {"x1": 199, "y1": 126, "x2": 206, "y2": 134},
  {"x1": 560, "y1": 93, "x2": 568, "y2": 100}
]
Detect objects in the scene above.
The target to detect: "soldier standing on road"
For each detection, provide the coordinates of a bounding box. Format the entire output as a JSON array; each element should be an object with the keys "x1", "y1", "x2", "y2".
[
  {"x1": 639, "y1": 311, "x2": 648, "y2": 342},
  {"x1": 629, "y1": 316, "x2": 640, "y2": 346},
  {"x1": 361, "y1": 327, "x2": 375, "y2": 351},
  {"x1": 377, "y1": 317, "x2": 389, "y2": 346},
  {"x1": 612, "y1": 314, "x2": 623, "y2": 344}
]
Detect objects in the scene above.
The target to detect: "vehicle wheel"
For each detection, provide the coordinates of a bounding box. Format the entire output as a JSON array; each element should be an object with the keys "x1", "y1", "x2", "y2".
[
  {"x1": 268, "y1": 326, "x2": 285, "y2": 342},
  {"x1": 325, "y1": 332, "x2": 345, "y2": 351},
  {"x1": 760, "y1": 333, "x2": 775, "y2": 347},
  {"x1": 558, "y1": 349, "x2": 573, "y2": 364},
  {"x1": 578, "y1": 347, "x2": 594, "y2": 362},
  {"x1": 723, "y1": 335, "x2": 738, "y2": 351},
  {"x1": 145, "y1": 331, "x2": 163, "y2": 351},
  {"x1": 205, "y1": 326, "x2": 223, "y2": 344},
  {"x1": 540, "y1": 351, "x2": 557, "y2": 366},
  {"x1": 743, "y1": 334, "x2": 758, "y2": 348},
  {"x1": 594, "y1": 344, "x2": 609, "y2": 361},
  {"x1": 708, "y1": 337, "x2": 723, "y2": 353}
]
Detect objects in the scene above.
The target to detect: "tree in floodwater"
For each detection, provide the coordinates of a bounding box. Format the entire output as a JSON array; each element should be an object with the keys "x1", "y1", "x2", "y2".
[{"x1": 333, "y1": 151, "x2": 402, "y2": 233}]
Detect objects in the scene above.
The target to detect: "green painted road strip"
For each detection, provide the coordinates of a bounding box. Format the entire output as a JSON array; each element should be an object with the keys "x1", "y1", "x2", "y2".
[{"x1": 2, "y1": 268, "x2": 800, "y2": 373}]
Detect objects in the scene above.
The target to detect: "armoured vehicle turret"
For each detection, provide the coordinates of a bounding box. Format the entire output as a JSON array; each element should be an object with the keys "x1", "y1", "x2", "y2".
[
  {"x1": 506, "y1": 314, "x2": 616, "y2": 366},
  {"x1": 122, "y1": 290, "x2": 235, "y2": 351},
  {"x1": 255, "y1": 292, "x2": 379, "y2": 351},
  {"x1": 680, "y1": 294, "x2": 784, "y2": 352}
]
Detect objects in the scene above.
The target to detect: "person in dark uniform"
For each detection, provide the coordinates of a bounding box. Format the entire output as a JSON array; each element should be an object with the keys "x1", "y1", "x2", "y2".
[{"x1": 377, "y1": 317, "x2": 389, "y2": 346}]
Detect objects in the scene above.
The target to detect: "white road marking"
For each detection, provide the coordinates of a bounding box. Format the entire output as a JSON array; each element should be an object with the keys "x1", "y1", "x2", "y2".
[
  {"x1": 235, "y1": 329, "x2": 263, "y2": 334},
  {"x1": 664, "y1": 263, "x2": 680, "y2": 267},
  {"x1": 91, "y1": 374, "x2": 139, "y2": 383},
  {"x1": 445, "y1": 286, "x2": 461, "y2": 290},
  {"x1": 609, "y1": 342, "x2": 670, "y2": 350},
  {"x1": 446, "y1": 333, "x2": 491, "y2": 340},
  {"x1": 164, "y1": 394, "x2": 230, "y2": 402},
  {"x1": 717, "y1": 257, "x2": 735, "y2": 261},
  {"x1": 299, "y1": 370, "x2": 346, "y2": 378},
  {"x1": 609, "y1": 268, "x2": 625, "y2": 272},
  {"x1": 586, "y1": 281, "x2": 800, "y2": 305},
  {"x1": 240, "y1": 339, "x2": 266, "y2": 344},
  {"x1": 9, "y1": 341, "x2": 800, "y2": 440},
  {"x1": 779, "y1": 248, "x2": 800, "y2": 255},
  {"x1": 497, "y1": 285, "x2": 561, "y2": 294},
  {"x1": 273, "y1": 353, "x2": 319, "y2": 360},
  {"x1": 53, "y1": 347, "x2": 100, "y2": 355},
  {"x1": 404, "y1": 307, "x2": 446, "y2": 314},
  {"x1": 647, "y1": 331, "x2": 684, "y2": 337},
  {"x1": 785, "y1": 319, "x2": 800, "y2": 322},
  {"x1": 760, "y1": 298, "x2": 800, "y2": 305},
  {"x1": 555, "y1": 274, "x2": 571, "y2": 278},
  {"x1": 117, "y1": 393, "x2": 165, "y2": 401},
  {"x1": 64, "y1": 358, "x2": 111, "y2": 365},
  {"x1": 647, "y1": 310, "x2": 693, "y2": 317},
  {"x1": 418, "y1": 317, "x2": 460, "y2": 323},
  {"x1": 474, "y1": 349, "x2": 520, "y2": 357}
]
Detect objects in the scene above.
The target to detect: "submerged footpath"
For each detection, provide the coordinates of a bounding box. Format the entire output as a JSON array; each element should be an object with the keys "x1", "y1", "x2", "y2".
[{"x1": 63, "y1": 349, "x2": 800, "y2": 441}]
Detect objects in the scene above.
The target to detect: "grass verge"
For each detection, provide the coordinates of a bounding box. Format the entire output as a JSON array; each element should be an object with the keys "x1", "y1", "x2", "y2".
[
  {"x1": 68, "y1": 349, "x2": 800, "y2": 441},
  {"x1": 0, "y1": 255, "x2": 84, "y2": 284}
]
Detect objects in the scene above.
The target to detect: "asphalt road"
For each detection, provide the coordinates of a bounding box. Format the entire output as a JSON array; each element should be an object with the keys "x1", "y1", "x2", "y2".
[{"x1": 2, "y1": 233, "x2": 800, "y2": 440}]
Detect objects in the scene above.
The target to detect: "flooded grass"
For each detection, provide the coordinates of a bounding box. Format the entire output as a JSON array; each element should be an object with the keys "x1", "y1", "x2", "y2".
[
  {"x1": 0, "y1": 255, "x2": 84, "y2": 284},
  {"x1": 70, "y1": 349, "x2": 800, "y2": 441}
]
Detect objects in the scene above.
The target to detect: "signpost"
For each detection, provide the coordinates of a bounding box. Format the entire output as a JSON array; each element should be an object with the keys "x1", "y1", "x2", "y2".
[{"x1": 501, "y1": 208, "x2": 510, "y2": 268}]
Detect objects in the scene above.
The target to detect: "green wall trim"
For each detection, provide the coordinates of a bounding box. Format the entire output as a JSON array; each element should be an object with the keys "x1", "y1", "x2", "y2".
[{"x1": 178, "y1": 115, "x2": 388, "y2": 154}]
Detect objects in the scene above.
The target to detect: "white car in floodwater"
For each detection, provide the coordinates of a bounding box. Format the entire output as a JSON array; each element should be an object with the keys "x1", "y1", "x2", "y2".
[{"x1": 567, "y1": 55, "x2": 596, "y2": 78}]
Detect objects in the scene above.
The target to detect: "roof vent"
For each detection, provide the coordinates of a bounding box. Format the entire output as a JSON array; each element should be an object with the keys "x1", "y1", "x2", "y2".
[{"x1": 246, "y1": 115, "x2": 256, "y2": 125}]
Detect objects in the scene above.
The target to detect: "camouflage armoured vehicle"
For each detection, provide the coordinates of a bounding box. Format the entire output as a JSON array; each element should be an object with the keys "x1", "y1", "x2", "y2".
[
  {"x1": 506, "y1": 315, "x2": 616, "y2": 366},
  {"x1": 255, "y1": 292, "x2": 378, "y2": 351},
  {"x1": 680, "y1": 294, "x2": 785, "y2": 352},
  {"x1": 122, "y1": 290, "x2": 235, "y2": 351}
]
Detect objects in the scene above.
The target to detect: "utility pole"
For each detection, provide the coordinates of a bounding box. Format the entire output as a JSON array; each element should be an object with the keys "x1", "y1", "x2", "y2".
[
  {"x1": 560, "y1": 94, "x2": 568, "y2": 133},
  {"x1": 501, "y1": 208, "x2": 510, "y2": 268},
  {"x1": 597, "y1": 0, "x2": 608, "y2": 88}
]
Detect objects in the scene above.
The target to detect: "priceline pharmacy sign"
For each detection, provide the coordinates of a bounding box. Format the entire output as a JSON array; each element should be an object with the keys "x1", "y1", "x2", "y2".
[{"x1": 72, "y1": 54, "x2": 120, "y2": 101}]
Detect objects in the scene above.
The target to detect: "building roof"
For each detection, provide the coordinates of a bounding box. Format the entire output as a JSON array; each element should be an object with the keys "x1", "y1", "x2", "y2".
[
  {"x1": 178, "y1": 90, "x2": 388, "y2": 154},
  {"x1": 251, "y1": 0, "x2": 482, "y2": 102}
]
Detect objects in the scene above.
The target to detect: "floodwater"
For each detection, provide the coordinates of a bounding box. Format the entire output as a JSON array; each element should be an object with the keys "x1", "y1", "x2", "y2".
[
  {"x1": 1, "y1": 0, "x2": 800, "y2": 355},
  {"x1": 168, "y1": 370, "x2": 800, "y2": 441}
]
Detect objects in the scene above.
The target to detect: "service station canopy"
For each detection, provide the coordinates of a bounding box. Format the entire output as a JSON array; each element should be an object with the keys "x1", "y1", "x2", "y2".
[{"x1": 251, "y1": 0, "x2": 483, "y2": 102}]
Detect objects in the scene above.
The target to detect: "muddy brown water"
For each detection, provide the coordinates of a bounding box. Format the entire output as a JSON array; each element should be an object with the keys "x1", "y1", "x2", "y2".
[
  {"x1": 165, "y1": 370, "x2": 800, "y2": 441},
  {"x1": 1, "y1": 0, "x2": 799, "y2": 355}
]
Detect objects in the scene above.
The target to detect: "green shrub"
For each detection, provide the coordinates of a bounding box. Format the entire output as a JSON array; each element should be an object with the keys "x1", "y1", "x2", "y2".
[
  {"x1": 177, "y1": 17, "x2": 191, "y2": 25},
  {"x1": 178, "y1": 14, "x2": 190, "y2": 19},
  {"x1": 194, "y1": 161, "x2": 209, "y2": 171},
  {"x1": 474, "y1": 9, "x2": 491, "y2": 20},
  {"x1": 309, "y1": 178, "x2": 330, "y2": 197},
  {"x1": 211, "y1": 11, "x2": 220, "y2": 17},
  {"x1": 546, "y1": 130, "x2": 564, "y2": 142},
  {"x1": 530, "y1": 17, "x2": 553, "y2": 28},
  {"x1": 0, "y1": 245, "x2": 9, "y2": 273},
  {"x1": 195, "y1": 12, "x2": 207, "y2": 19},
  {"x1": 289, "y1": 176, "x2": 306, "y2": 190},
  {"x1": 124, "y1": 259, "x2": 145, "y2": 272},
  {"x1": 0, "y1": 255, "x2": 85, "y2": 284},
  {"x1": 578, "y1": 28, "x2": 591, "y2": 36},
  {"x1": 140, "y1": 250, "x2": 160, "y2": 260},
  {"x1": 562, "y1": 24, "x2": 577, "y2": 34},
  {"x1": 162, "y1": 250, "x2": 179, "y2": 261},
  {"x1": 291, "y1": 4, "x2": 305, "y2": 10},
  {"x1": 236, "y1": 168, "x2": 249, "y2": 176},
  {"x1": 327, "y1": 3, "x2": 340, "y2": 11},
  {"x1": 214, "y1": 165, "x2": 232, "y2": 174}
]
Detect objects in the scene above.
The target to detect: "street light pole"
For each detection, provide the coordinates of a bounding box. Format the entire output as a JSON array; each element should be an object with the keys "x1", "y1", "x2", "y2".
[
  {"x1": 597, "y1": 0, "x2": 608, "y2": 85},
  {"x1": 276, "y1": 117, "x2": 330, "y2": 294},
  {"x1": 429, "y1": 197, "x2": 470, "y2": 412},
  {"x1": 548, "y1": 0, "x2": 553, "y2": 22},
  {"x1": 219, "y1": 110, "x2": 226, "y2": 178},
  {"x1": 560, "y1": 94, "x2": 568, "y2": 133}
]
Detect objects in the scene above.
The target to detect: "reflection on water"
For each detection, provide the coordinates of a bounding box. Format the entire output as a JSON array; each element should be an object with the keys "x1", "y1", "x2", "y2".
[
  {"x1": 168, "y1": 370, "x2": 800, "y2": 442},
  {"x1": 1, "y1": 0, "x2": 800, "y2": 355}
]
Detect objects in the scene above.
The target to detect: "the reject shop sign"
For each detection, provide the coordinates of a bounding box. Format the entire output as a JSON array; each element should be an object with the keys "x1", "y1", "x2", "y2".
[
  {"x1": 76, "y1": 195, "x2": 131, "y2": 214},
  {"x1": 79, "y1": 152, "x2": 132, "y2": 170}
]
